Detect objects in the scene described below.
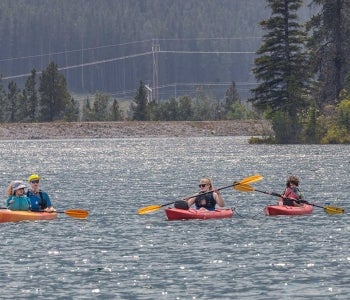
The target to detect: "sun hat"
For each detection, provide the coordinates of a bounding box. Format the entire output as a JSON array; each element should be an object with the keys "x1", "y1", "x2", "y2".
[
  {"x1": 12, "y1": 181, "x2": 27, "y2": 191},
  {"x1": 28, "y1": 174, "x2": 40, "y2": 182}
]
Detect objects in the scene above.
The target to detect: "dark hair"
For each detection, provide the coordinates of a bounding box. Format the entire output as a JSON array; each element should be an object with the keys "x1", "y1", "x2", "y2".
[{"x1": 286, "y1": 175, "x2": 299, "y2": 187}]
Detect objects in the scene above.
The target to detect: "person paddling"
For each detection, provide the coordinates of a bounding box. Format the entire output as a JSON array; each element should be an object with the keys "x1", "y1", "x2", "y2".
[
  {"x1": 186, "y1": 177, "x2": 225, "y2": 211},
  {"x1": 27, "y1": 174, "x2": 56, "y2": 212},
  {"x1": 279, "y1": 175, "x2": 304, "y2": 207}
]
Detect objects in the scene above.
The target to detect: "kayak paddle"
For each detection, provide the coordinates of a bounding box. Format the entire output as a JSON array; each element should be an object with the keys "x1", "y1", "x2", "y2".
[
  {"x1": 234, "y1": 184, "x2": 345, "y2": 214},
  {"x1": 54, "y1": 209, "x2": 89, "y2": 219},
  {"x1": 137, "y1": 174, "x2": 263, "y2": 215}
]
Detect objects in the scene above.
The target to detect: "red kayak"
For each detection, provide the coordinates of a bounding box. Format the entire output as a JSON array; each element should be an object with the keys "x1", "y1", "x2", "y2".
[
  {"x1": 264, "y1": 204, "x2": 313, "y2": 216},
  {"x1": 165, "y1": 207, "x2": 233, "y2": 221}
]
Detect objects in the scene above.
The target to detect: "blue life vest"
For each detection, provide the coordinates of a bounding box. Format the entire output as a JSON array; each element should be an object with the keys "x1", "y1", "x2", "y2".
[{"x1": 27, "y1": 190, "x2": 52, "y2": 211}]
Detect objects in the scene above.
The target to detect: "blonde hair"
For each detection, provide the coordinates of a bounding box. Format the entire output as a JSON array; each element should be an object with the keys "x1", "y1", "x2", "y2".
[
  {"x1": 6, "y1": 181, "x2": 15, "y2": 196},
  {"x1": 200, "y1": 177, "x2": 213, "y2": 189}
]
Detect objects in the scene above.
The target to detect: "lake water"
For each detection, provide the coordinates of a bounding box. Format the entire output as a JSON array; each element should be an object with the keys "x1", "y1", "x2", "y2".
[{"x1": 0, "y1": 137, "x2": 349, "y2": 299}]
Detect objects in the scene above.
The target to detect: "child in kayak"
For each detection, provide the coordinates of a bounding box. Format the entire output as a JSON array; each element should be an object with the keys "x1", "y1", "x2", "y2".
[
  {"x1": 279, "y1": 175, "x2": 304, "y2": 206},
  {"x1": 186, "y1": 177, "x2": 225, "y2": 211},
  {"x1": 6, "y1": 181, "x2": 31, "y2": 211}
]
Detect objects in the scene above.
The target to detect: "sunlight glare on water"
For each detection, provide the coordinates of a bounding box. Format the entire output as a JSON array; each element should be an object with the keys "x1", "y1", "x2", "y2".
[{"x1": 0, "y1": 137, "x2": 349, "y2": 299}]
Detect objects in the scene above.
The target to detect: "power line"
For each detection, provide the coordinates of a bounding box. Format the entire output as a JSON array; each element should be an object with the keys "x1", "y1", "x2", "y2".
[
  {"x1": 109, "y1": 81, "x2": 257, "y2": 98},
  {"x1": 2, "y1": 51, "x2": 153, "y2": 80},
  {"x1": 0, "y1": 39, "x2": 152, "y2": 62},
  {"x1": 159, "y1": 50, "x2": 256, "y2": 54},
  {"x1": 2, "y1": 49, "x2": 256, "y2": 80},
  {"x1": 1, "y1": 39, "x2": 259, "y2": 100},
  {"x1": 0, "y1": 37, "x2": 260, "y2": 63}
]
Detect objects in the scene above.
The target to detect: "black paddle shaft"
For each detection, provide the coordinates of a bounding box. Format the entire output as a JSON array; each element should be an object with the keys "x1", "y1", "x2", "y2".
[{"x1": 254, "y1": 188, "x2": 320, "y2": 207}]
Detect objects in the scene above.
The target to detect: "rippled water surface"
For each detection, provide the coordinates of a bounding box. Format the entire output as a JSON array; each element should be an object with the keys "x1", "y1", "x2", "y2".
[{"x1": 0, "y1": 137, "x2": 349, "y2": 299}]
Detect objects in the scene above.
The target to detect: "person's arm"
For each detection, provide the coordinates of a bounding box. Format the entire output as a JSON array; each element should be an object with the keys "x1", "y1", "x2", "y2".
[
  {"x1": 6, "y1": 196, "x2": 14, "y2": 207},
  {"x1": 186, "y1": 196, "x2": 196, "y2": 207},
  {"x1": 42, "y1": 191, "x2": 56, "y2": 211},
  {"x1": 213, "y1": 190, "x2": 225, "y2": 207}
]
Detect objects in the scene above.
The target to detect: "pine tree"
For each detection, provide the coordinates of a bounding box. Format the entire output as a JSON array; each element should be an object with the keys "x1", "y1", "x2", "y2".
[
  {"x1": 7, "y1": 81, "x2": 21, "y2": 122},
  {"x1": 0, "y1": 78, "x2": 7, "y2": 122},
  {"x1": 24, "y1": 69, "x2": 38, "y2": 122},
  {"x1": 131, "y1": 81, "x2": 148, "y2": 121},
  {"x1": 250, "y1": 0, "x2": 311, "y2": 143},
  {"x1": 224, "y1": 82, "x2": 240, "y2": 110},
  {"x1": 91, "y1": 92, "x2": 109, "y2": 121},
  {"x1": 82, "y1": 98, "x2": 93, "y2": 121},
  {"x1": 307, "y1": 0, "x2": 349, "y2": 106},
  {"x1": 38, "y1": 61, "x2": 71, "y2": 121},
  {"x1": 223, "y1": 81, "x2": 242, "y2": 119},
  {"x1": 63, "y1": 97, "x2": 79, "y2": 122},
  {"x1": 108, "y1": 99, "x2": 123, "y2": 121},
  {"x1": 178, "y1": 96, "x2": 194, "y2": 121}
]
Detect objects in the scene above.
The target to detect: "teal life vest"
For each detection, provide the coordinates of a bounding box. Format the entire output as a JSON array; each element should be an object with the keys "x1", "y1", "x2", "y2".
[{"x1": 7, "y1": 195, "x2": 31, "y2": 211}]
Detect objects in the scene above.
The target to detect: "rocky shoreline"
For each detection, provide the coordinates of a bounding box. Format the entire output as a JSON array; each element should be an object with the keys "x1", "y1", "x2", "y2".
[{"x1": 0, "y1": 120, "x2": 272, "y2": 140}]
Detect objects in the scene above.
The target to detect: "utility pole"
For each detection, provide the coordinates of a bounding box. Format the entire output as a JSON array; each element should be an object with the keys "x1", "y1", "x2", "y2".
[
  {"x1": 152, "y1": 39, "x2": 160, "y2": 103},
  {"x1": 145, "y1": 84, "x2": 152, "y2": 103},
  {"x1": 81, "y1": 35, "x2": 84, "y2": 91}
]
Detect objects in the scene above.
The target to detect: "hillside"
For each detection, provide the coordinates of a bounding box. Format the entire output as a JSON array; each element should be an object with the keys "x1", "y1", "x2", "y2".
[{"x1": 0, "y1": 0, "x2": 314, "y2": 100}]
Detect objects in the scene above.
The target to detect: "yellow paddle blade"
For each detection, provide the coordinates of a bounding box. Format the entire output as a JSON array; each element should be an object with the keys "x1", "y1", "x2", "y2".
[
  {"x1": 64, "y1": 209, "x2": 89, "y2": 219},
  {"x1": 234, "y1": 183, "x2": 255, "y2": 192},
  {"x1": 137, "y1": 205, "x2": 162, "y2": 215},
  {"x1": 324, "y1": 206, "x2": 345, "y2": 215},
  {"x1": 239, "y1": 174, "x2": 263, "y2": 185}
]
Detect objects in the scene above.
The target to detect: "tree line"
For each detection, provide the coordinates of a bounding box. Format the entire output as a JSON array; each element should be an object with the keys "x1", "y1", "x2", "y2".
[
  {"x1": 0, "y1": 0, "x2": 269, "y2": 97},
  {"x1": 248, "y1": 0, "x2": 350, "y2": 144},
  {"x1": 1, "y1": 0, "x2": 350, "y2": 144},
  {"x1": 0, "y1": 63, "x2": 250, "y2": 123}
]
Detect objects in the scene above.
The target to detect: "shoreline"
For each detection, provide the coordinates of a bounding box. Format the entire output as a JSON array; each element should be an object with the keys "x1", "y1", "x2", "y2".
[{"x1": 0, "y1": 120, "x2": 272, "y2": 140}]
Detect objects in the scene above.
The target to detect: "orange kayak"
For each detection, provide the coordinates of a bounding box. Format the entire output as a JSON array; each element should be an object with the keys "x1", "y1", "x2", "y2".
[
  {"x1": 165, "y1": 207, "x2": 233, "y2": 221},
  {"x1": 264, "y1": 204, "x2": 313, "y2": 216},
  {"x1": 0, "y1": 209, "x2": 58, "y2": 223}
]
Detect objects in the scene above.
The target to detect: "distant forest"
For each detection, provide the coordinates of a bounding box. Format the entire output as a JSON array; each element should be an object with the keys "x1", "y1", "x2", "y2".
[
  {"x1": 3, "y1": 0, "x2": 350, "y2": 144},
  {"x1": 0, "y1": 0, "x2": 314, "y2": 101}
]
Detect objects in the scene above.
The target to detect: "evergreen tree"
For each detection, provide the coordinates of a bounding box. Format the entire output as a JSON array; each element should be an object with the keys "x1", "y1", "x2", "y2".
[
  {"x1": 337, "y1": 99, "x2": 350, "y2": 130},
  {"x1": 38, "y1": 61, "x2": 71, "y2": 121},
  {"x1": 178, "y1": 95, "x2": 194, "y2": 121},
  {"x1": 7, "y1": 81, "x2": 21, "y2": 122},
  {"x1": 0, "y1": 78, "x2": 7, "y2": 122},
  {"x1": 63, "y1": 97, "x2": 79, "y2": 122},
  {"x1": 307, "y1": 0, "x2": 349, "y2": 106},
  {"x1": 193, "y1": 85, "x2": 214, "y2": 121},
  {"x1": 223, "y1": 81, "x2": 241, "y2": 118},
  {"x1": 159, "y1": 97, "x2": 179, "y2": 121},
  {"x1": 250, "y1": 0, "x2": 311, "y2": 143},
  {"x1": 147, "y1": 100, "x2": 160, "y2": 121},
  {"x1": 302, "y1": 100, "x2": 319, "y2": 143},
  {"x1": 131, "y1": 81, "x2": 148, "y2": 121},
  {"x1": 82, "y1": 97, "x2": 93, "y2": 121},
  {"x1": 91, "y1": 92, "x2": 109, "y2": 121},
  {"x1": 108, "y1": 98, "x2": 123, "y2": 121},
  {"x1": 24, "y1": 69, "x2": 38, "y2": 122}
]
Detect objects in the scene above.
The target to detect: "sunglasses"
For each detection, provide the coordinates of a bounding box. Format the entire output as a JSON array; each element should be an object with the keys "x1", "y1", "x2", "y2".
[
  {"x1": 31, "y1": 180, "x2": 40, "y2": 184},
  {"x1": 199, "y1": 184, "x2": 208, "y2": 188}
]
